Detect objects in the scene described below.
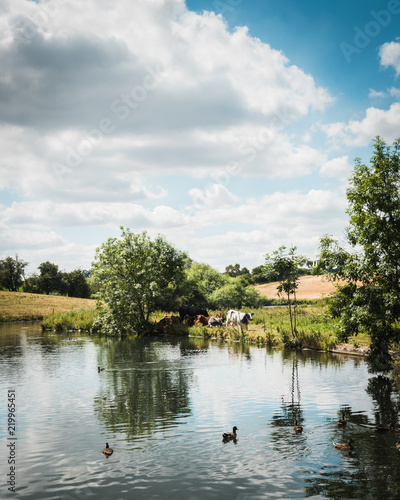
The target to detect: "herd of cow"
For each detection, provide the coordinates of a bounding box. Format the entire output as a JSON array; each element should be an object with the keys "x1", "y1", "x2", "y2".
[{"x1": 158, "y1": 305, "x2": 254, "y2": 330}]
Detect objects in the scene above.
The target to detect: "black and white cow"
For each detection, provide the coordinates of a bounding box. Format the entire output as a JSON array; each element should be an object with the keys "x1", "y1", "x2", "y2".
[
  {"x1": 208, "y1": 317, "x2": 223, "y2": 328},
  {"x1": 226, "y1": 310, "x2": 253, "y2": 330},
  {"x1": 178, "y1": 305, "x2": 209, "y2": 322}
]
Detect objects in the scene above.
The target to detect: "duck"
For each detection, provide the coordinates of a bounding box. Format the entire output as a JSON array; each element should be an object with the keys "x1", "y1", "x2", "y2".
[
  {"x1": 337, "y1": 412, "x2": 347, "y2": 427},
  {"x1": 293, "y1": 420, "x2": 303, "y2": 433},
  {"x1": 374, "y1": 422, "x2": 393, "y2": 432},
  {"x1": 102, "y1": 443, "x2": 113, "y2": 457},
  {"x1": 98, "y1": 367, "x2": 105, "y2": 372},
  {"x1": 222, "y1": 426, "x2": 238, "y2": 439},
  {"x1": 333, "y1": 438, "x2": 354, "y2": 451}
]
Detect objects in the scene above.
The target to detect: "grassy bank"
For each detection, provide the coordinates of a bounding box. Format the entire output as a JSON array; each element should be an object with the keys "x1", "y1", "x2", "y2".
[
  {"x1": 2, "y1": 290, "x2": 370, "y2": 354},
  {"x1": 41, "y1": 308, "x2": 100, "y2": 332},
  {"x1": 171, "y1": 303, "x2": 340, "y2": 350},
  {"x1": 0, "y1": 290, "x2": 96, "y2": 321},
  {"x1": 154, "y1": 303, "x2": 370, "y2": 352}
]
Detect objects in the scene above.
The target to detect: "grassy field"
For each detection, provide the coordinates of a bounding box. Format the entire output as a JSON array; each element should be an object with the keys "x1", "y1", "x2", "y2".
[
  {"x1": 0, "y1": 290, "x2": 96, "y2": 321},
  {"x1": 255, "y1": 275, "x2": 343, "y2": 300}
]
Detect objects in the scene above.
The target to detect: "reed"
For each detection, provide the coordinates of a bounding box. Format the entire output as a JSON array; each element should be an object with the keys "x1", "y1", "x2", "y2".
[{"x1": 41, "y1": 308, "x2": 100, "y2": 332}]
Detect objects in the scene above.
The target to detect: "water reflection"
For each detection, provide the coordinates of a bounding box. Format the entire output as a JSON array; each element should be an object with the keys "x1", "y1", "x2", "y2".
[
  {"x1": 1, "y1": 322, "x2": 400, "y2": 499},
  {"x1": 93, "y1": 337, "x2": 193, "y2": 438}
]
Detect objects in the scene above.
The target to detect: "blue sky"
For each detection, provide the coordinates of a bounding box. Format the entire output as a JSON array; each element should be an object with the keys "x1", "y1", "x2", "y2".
[{"x1": 1, "y1": 0, "x2": 400, "y2": 274}]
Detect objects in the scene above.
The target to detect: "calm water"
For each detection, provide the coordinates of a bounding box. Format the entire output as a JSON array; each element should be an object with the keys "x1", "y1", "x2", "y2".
[{"x1": 1, "y1": 322, "x2": 400, "y2": 499}]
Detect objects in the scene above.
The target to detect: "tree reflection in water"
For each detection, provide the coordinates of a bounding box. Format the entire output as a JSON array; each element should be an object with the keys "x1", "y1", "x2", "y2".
[
  {"x1": 93, "y1": 336, "x2": 194, "y2": 438},
  {"x1": 305, "y1": 375, "x2": 400, "y2": 499}
]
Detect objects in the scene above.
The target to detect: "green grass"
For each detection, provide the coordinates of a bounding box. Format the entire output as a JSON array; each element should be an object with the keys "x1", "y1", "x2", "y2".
[
  {"x1": 41, "y1": 308, "x2": 100, "y2": 332},
  {"x1": 152, "y1": 303, "x2": 344, "y2": 351}
]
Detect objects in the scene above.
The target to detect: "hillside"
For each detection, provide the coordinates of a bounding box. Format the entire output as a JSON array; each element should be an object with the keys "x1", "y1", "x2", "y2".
[
  {"x1": 0, "y1": 291, "x2": 96, "y2": 321},
  {"x1": 255, "y1": 275, "x2": 341, "y2": 300}
]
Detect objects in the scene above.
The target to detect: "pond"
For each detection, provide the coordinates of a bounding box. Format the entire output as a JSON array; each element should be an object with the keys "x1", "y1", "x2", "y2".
[{"x1": 1, "y1": 322, "x2": 400, "y2": 499}]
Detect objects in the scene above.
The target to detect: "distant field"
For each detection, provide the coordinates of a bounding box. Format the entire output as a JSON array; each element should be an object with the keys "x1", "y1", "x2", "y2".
[
  {"x1": 255, "y1": 275, "x2": 342, "y2": 300},
  {"x1": 0, "y1": 291, "x2": 96, "y2": 321}
]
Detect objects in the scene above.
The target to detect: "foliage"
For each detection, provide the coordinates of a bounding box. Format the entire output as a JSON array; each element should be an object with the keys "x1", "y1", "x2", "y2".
[
  {"x1": 91, "y1": 228, "x2": 187, "y2": 335},
  {"x1": 225, "y1": 263, "x2": 251, "y2": 280},
  {"x1": 251, "y1": 265, "x2": 268, "y2": 284},
  {"x1": 264, "y1": 246, "x2": 308, "y2": 339},
  {"x1": 62, "y1": 269, "x2": 91, "y2": 299},
  {"x1": 41, "y1": 308, "x2": 99, "y2": 332},
  {"x1": 23, "y1": 264, "x2": 91, "y2": 298},
  {"x1": 0, "y1": 255, "x2": 28, "y2": 291},
  {"x1": 181, "y1": 262, "x2": 228, "y2": 308},
  {"x1": 318, "y1": 137, "x2": 400, "y2": 371}
]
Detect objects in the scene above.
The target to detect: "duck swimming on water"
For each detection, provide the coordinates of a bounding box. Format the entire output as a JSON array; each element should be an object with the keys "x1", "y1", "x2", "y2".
[
  {"x1": 222, "y1": 426, "x2": 238, "y2": 440},
  {"x1": 293, "y1": 420, "x2": 303, "y2": 433},
  {"x1": 102, "y1": 443, "x2": 113, "y2": 457},
  {"x1": 333, "y1": 438, "x2": 354, "y2": 451}
]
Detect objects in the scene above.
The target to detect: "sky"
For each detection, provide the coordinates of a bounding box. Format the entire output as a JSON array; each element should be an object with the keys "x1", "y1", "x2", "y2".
[{"x1": 1, "y1": 0, "x2": 400, "y2": 274}]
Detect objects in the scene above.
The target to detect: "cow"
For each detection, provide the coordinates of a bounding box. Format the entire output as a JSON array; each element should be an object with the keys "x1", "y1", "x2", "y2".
[
  {"x1": 183, "y1": 314, "x2": 195, "y2": 326},
  {"x1": 158, "y1": 315, "x2": 180, "y2": 327},
  {"x1": 178, "y1": 305, "x2": 209, "y2": 322},
  {"x1": 194, "y1": 315, "x2": 209, "y2": 326},
  {"x1": 208, "y1": 317, "x2": 223, "y2": 327},
  {"x1": 226, "y1": 310, "x2": 253, "y2": 330}
]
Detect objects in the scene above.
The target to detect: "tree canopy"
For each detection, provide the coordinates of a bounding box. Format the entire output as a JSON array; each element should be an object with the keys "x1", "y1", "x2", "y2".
[
  {"x1": 0, "y1": 255, "x2": 28, "y2": 291},
  {"x1": 319, "y1": 137, "x2": 400, "y2": 371},
  {"x1": 91, "y1": 228, "x2": 187, "y2": 335}
]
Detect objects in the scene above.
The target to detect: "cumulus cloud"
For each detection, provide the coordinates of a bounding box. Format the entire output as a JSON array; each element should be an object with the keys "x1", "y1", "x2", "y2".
[
  {"x1": 0, "y1": 0, "x2": 346, "y2": 271},
  {"x1": 322, "y1": 102, "x2": 400, "y2": 147},
  {"x1": 319, "y1": 156, "x2": 352, "y2": 180},
  {"x1": 380, "y1": 40, "x2": 400, "y2": 76},
  {"x1": 0, "y1": 0, "x2": 332, "y2": 201}
]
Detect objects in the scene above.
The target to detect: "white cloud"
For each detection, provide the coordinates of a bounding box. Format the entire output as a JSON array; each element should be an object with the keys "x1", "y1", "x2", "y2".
[
  {"x1": 0, "y1": 0, "x2": 347, "y2": 272},
  {"x1": 380, "y1": 40, "x2": 400, "y2": 76},
  {"x1": 369, "y1": 89, "x2": 388, "y2": 99},
  {"x1": 319, "y1": 156, "x2": 352, "y2": 180},
  {"x1": 0, "y1": 201, "x2": 188, "y2": 228},
  {"x1": 0, "y1": 0, "x2": 332, "y2": 202},
  {"x1": 322, "y1": 102, "x2": 400, "y2": 147}
]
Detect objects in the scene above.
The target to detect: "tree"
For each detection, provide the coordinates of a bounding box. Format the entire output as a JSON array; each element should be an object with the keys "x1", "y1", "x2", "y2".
[
  {"x1": 264, "y1": 246, "x2": 308, "y2": 340},
  {"x1": 0, "y1": 255, "x2": 28, "y2": 291},
  {"x1": 251, "y1": 265, "x2": 268, "y2": 284},
  {"x1": 64, "y1": 269, "x2": 91, "y2": 298},
  {"x1": 318, "y1": 137, "x2": 400, "y2": 371},
  {"x1": 225, "y1": 263, "x2": 241, "y2": 277},
  {"x1": 37, "y1": 261, "x2": 65, "y2": 295},
  {"x1": 91, "y1": 229, "x2": 187, "y2": 335}
]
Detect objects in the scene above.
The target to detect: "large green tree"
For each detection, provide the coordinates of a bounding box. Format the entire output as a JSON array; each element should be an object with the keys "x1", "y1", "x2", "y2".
[
  {"x1": 91, "y1": 228, "x2": 186, "y2": 335},
  {"x1": 0, "y1": 255, "x2": 28, "y2": 291},
  {"x1": 319, "y1": 137, "x2": 400, "y2": 371}
]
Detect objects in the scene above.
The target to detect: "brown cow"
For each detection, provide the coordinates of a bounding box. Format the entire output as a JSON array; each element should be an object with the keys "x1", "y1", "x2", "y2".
[
  {"x1": 194, "y1": 315, "x2": 209, "y2": 326},
  {"x1": 159, "y1": 315, "x2": 180, "y2": 326},
  {"x1": 194, "y1": 313, "x2": 223, "y2": 326}
]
